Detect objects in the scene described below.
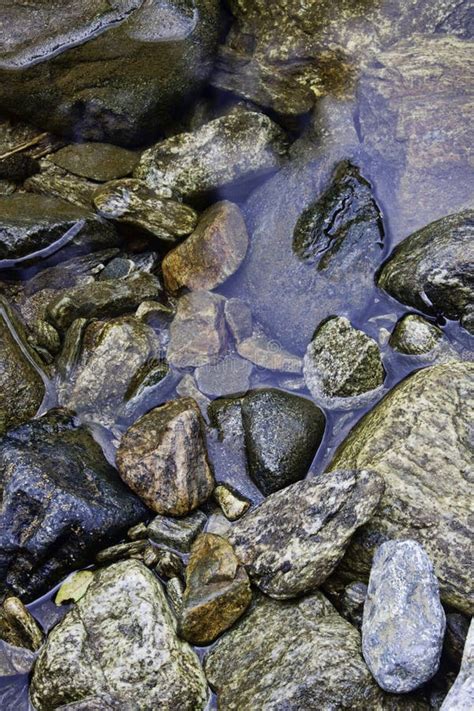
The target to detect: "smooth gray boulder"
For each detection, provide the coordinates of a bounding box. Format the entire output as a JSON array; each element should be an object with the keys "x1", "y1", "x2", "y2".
[
  {"x1": 30, "y1": 560, "x2": 208, "y2": 710},
  {"x1": 441, "y1": 620, "x2": 474, "y2": 711},
  {"x1": 362, "y1": 540, "x2": 446, "y2": 693}
]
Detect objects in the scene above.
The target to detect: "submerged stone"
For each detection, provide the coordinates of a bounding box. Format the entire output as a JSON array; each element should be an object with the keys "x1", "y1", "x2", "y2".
[
  {"x1": 236, "y1": 330, "x2": 302, "y2": 374},
  {"x1": 390, "y1": 314, "x2": 443, "y2": 355},
  {"x1": 195, "y1": 355, "x2": 253, "y2": 397},
  {"x1": 50, "y1": 143, "x2": 139, "y2": 182}
]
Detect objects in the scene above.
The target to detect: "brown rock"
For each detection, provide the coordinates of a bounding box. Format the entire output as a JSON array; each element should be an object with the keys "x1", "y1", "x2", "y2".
[
  {"x1": 0, "y1": 596, "x2": 44, "y2": 651},
  {"x1": 116, "y1": 397, "x2": 215, "y2": 516},
  {"x1": 167, "y1": 291, "x2": 227, "y2": 368}
]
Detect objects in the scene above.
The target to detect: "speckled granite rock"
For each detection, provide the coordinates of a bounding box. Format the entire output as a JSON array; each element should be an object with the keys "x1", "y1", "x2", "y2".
[
  {"x1": 0, "y1": 0, "x2": 220, "y2": 146},
  {"x1": 30, "y1": 560, "x2": 208, "y2": 710},
  {"x1": 229, "y1": 469, "x2": 384, "y2": 598},
  {"x1": 329, "y1": 362, "x2": 474, "y2": 614},
  {"x1": 390, "y1": 315, "x2": 443, "y2": 355},
  {"x1": 50, "y1": 143, "x2": 139, "y2": 182},
  {"x1": 135, "y1": 109, "x2": 287, "y2": 199},
  {"x1": 116, "y1": 398, "x2": 215, "y2": 516},
  {"x1": 303, "y1": 316, "x2": 385, "y2": 408},
  {"x1": 378, "y1": 211, "x2": 474, "y2": 333},
  {"x1": 441, "y1": 620, "x2": 474, "y2": 710},
  {"x1": 362, "y1": 540, "x2": 445, "y2": 693},
  {"x1": 204, "y1": 590, "x2": 384, "y2": 709}
]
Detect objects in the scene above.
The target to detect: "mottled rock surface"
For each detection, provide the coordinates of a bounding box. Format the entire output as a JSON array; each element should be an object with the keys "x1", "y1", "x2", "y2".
[
  {"x1": 362, "y1": 540, "x2": 446, "y2": 693},
  {"x1": 147, "y1": 511, "x2": 207, "y2": 553},
  {"x1": 30, "y1": 560, "x2": 208, "y2": 710},
  {"x1": 330, "y1": 362, "x2": 474, "y2": 614},
  {"x1": 378, "y1": 211, "x2": 474, "y2": 332},
  {"x1": 205, "y1": 591, "x2": 384, "y2": 709},
  {"x1": 0, "y1": 597, "x2": 44, "y2": 651},
  {"x1": 0, "y1": 410, "x2": 148, "y2": 601},
  {"x1": 441, "y1": 620, "x2": 474, "y2": 710},
  {"x1": 229, "y1": 469, "x2": 384, "y2": 598},
  {"x1": 303, "y1": 316, "x2": 385, "y2": 408},
  {"x1": 24, "y1": 161, "x2": 97, "y2": 209},
  {"x1": 162, "y1": 201, "x2": 248, "y2": 291},
  {"x1": 117, "y1": 398, "x2": 215, "y2": 516},
  {"x1": 213, "y1": 484, "x2": 250, "y2": 521},
  {"x1": 0, "y1": 0, "x2": 220, "y2": 146},
  {"x1": 50, "y1": 143, "x2": 139, "y2": 182},
  {"x1": 390, "y1": 315, "x2": 443, "y2": 355},
  {"x1": 240, "y1": 388, "x2": 325, "y2": 495},
  {"x1": 179, "y1": 533, "x2": 252, "y2": 645},
  {"x1": 195, "y1": 355, "x2": 253, "y2": 397},
  {"x1": 135, "y1": 110, "x2": 287, "y2": 199}
]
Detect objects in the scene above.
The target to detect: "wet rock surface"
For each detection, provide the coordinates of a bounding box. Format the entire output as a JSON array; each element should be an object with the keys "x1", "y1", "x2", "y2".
[
  {"x1": 330, "y1": 362, "x2": 474, "y2": 614},
  {"x1": 229, "y1": 469, "x2": 384, "y2": 598},
  {"x1": 0, "y1": 410, "x2": 148, "y2": 601},
  {"x1": 390, "y1": 314, "x2": 443, "y2": 355},
  {"x1": 441, "y1": 620, "x2": 474, "y2": 710},
  {"x1": 236, "y1": 330, "x2": 303, "y2": 373},
  {"x1": 147, "y1": 511, "x2": 207, "y2": 553},
  {"x1": 362, "y1": 540, "x2": 446, "y2": 693},
  {"x1": 30, "y1": 560, "x2": 208, "y2": 710},
  {"x1": 195, "y1": 355, "x2": 253, "y2": 397},
  {"x1": 50, "y1": 143, "x2": 139, "y2": 182}
]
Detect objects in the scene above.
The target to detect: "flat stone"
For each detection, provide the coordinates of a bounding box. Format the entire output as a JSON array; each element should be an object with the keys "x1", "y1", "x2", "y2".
[
  {"x1": 147, "y1": 511, "x2": 207, "y2": 552},
  {"x1": 303, "y1": 316, "x2": 385, "y2": 409},
  {"x1": 167, "y1": 290, "x2": 227, "y2": 368},
  {"x1": 116, "y1": 398, "x2": 215, "y2": 516},
  {"x1": 93, "y1": 179, "x2": 198, "y2": 242},
  {"x1": 224, "y1": 298, "x2": 253, "y2": 342},
  {"x1": 236, "y1": 330, "x2": 302, "y2": 373},
  {"x1": 329, "y1": 362, "x2": 474, "y2": 614},
  {"x1": 50, "y1": 143, "x2": 139, "y2": 182},
  {"x1": 378, "y1": 211, "x2": 474, "y2": 333},
  {"x1": 204, "y1": 590, "x2": 384, "y2": 709},
  {"x1": 178, "y1": 533, "x2": 252, "y2": 645},
  {"x1": 240, "y1": 388, "x2": 325, "y2": 495},
  {"x1": 30, "y1": 560, "x2": 208, "y2": 710},
  {"x1": 229, "y1": 469, "x2": 384, "y2": 598},
  {"x1": 0, "y1": 409, "x2": 148, "y2": 601},
  {"x1": 390, "y1": 315, "x2": 443, "y2": 355},
  {"x1": 195, "y1": 355, "x2": 253, "y2": 397},
  {"x1": 441, "y1": 620, "x2": 474, "y2": 710},
  {"x1": 23, "y1": 248, "x2": 119, "y2": 296},
  {"x1": 362, "y1": 540, "x2": 446, "y2": 693},
  {"x1": 24, "y1": 160, "x2": 97, "y2": 209},
  {"x1": 135, "y1": 109, "x2": 287, "y2": 199}
]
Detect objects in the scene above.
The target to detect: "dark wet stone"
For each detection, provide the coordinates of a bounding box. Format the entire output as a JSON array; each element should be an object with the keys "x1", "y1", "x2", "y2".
[
  {"x1": 389, "y1": 314, "x2": 444, "y2": 356},
  {"x1": 0, "y1": 597, "x2": 44, "y2": 651},
  {"x1": 0, "y1": 194, "x2": 119, "y2": 261},
  {"x1": 116, "y1": 398, "x2": 215, "y2": 516},
  {"x1": 179, "y1": 533, "x2": 252, "y2": 646},
  {"x1": 24, "y1": 161, "x2": 97, "y2": 209},
  {"x1": 341, "y1": 582, "x2": 367, "y2": 629},
  {"x1": 30, "y1": 560, "x2": 208, "y2": 710},
  {"x1": 147, "y1": 511, "x2": 207, "y2": 553},
  {"x1": 0, "y1": 1, "x2": 221, "y2": 147},
  {"x1": 204, "y1": 590, "x2": 384, "y2": 709},
  {"x1": 97, "y1": 257, "x2": 135, "y2": 281},
  {"x1": 229, "y1": 469, "x2": 384, "y2": 598},
  {"x1": 362, "y1": 540, "x2": 445, "y2": 693},
  {"x1": 441, "y1": 620, "x2": 474, "y2": 710},
  {"x1": 50, "y1": 143, "x2": 139, "y2": 182},
  {"x1": 0, "y1": 154, "x2": 39, "y2": 182},
  {"x1": 240, "y1": 388, "x2": 325, "y2": 495},
  {"x1": 135, "y1": 109, "x2": 288, "y2": 200},
  {"x1": 24, "y1": 249, "x2": 119, "y2": 296},
  {"x1": 444, "y1": 613, "x2": 471, "y2": 667},
  {"x1": 329, "y1": 362, "x2": 474, "y2": 614},
  {"x1": 0, "y1": 409, "x2": 148, "y2": 602},
  {"x1": 378, "y1": 211, "x2": 474, "y2": 333}
]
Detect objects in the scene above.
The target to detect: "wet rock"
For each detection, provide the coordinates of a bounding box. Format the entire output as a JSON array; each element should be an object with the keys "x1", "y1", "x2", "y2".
[
  {"x1": 29, "y1": 319, "x2": 61, "y2": 356},
  {"x1": 0, "y1": 597, "x2": 44, "y2": 651},
  {"x1": 163, "y1": 201, "x2": 249, "y2": 291},
  {"x1": 236, "y1": 330, "x2": 302, "y2": 373},
  {"x1": 0, "y1": 640, "x2": 36, "y2": 677},
  {"x1": 167, "y1": 290, "x2": 227, "y2": 368},
  {"x1": 358, "y1": 37, "x2": 474, "y2": 239},
  {"x1": 303, "y1": 316, "x2": 385, "y2": 408},
  {"x1": 135, "y1": 300, "x2": 174, "y2": 330},
  {"x1": 47, "y1": 271, "x2": 162, "y2": 331},
  {"x1": 167, "y1": 577, "x2": 185, "y2": 617},
  {"x1": 58, "y1": 315, "x2": 163, "y2": 428},
  {"x1": 0, "y1": 410, "x2": 148, "y2": 601},
  {"x1": 93, "y1": 179, "x2": 198, "y2": 243},
  {"x1": 25, "y1": 160, "x2": 97, "y2": 209},
  {"x1": 195, "y1": 355, "x2": 253, "y2": 397},
  {"x1": 135, "y1": 109, "x2": 287, "y2": 200},
  {"x1": 147, "y1": 511, "x2": 207, "y2": 553},
  {"x1": 341, "y1": 582, "x2": 367, "y2": 629},
  {"x1": 362, "y1": 540, "x2": 445, "y2": 693},
  {"x1": 229, "y1": 469, "x2": 384, "y2": 598},
  {"x1": 224, "y1": 298, "x2": 253, "y2": 342},
  {"x1": 390, "y1": 314, "x2": 444, "y2": 355},
  {"x1": 444, "y1": 613, "x2": 471, "y2": 667},
  {"x1": 205, "y1": 590, "x2": 383, "y2": 709},
  {"x1": 50, "y1": 143, "x2": 139, "y2": 182},
  {"x1": 30, "y1": 560, "x2": 208, "y2": 710},
  {"x1": 178, "y1": 533, "x2": 251, "y2": 645},
  {"x1": 441, "y1": 620, "x2": 474, "y2": 710},
  {"x1": 0, "y1": 153, "x2": 39, "y2": 182},
  {"x1": 118, "y1": 361, "x2": 177, "y2": 428},
  {"x1": 0, "y1": 194, "x2": 119, "y2": 261},
  {"x1": 329, "y1": 362, "x2": 474, "y2": 614},
  {"x1": 97, "y1": 257, "x2": 135, "y2": 281},
  {"x1": 176, "y1": 374, "x2": 211, "y2": 418},
  {"x1": 0, "y1": 298, "x2": 45, "y2": 435},
  {"x1": 95, "y1": 540, "x2": 149, "y2": 564},
  {"x1": 240, "y1": 388, "x2": 325, "y2": 495},
  {"x1": 213, "y1": 484, "x2": 250, "y2": 521},
  {"x1": 55, "y1": 571, "x2": 94, "y2": 606},
  {"x1": 117, "y1": 398, "x2": 215, "y2": 516},
  {"x1": 155, "y1": 550, "x2": 185, "y2": 581},
  {"x1": 378, "y1": 211, "x2": 474, "y2": 332},
  {"x1": 0, "y1": 1, "x2": 220, "y2": 147}
]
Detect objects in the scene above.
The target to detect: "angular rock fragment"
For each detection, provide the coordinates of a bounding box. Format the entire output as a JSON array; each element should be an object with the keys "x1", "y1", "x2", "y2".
[
  {"x1": 135, "y1": 110, "x2": 287, "y2": 199},
  {"x1": 213, "y1": 484, "x2": 250, "y2": 521},
  {"x1": 147, "y1": 511, "x2": 207, "y2": 553},
  {"x1": 93, "y1": 179, "x2": 198, "y2": 242},
  {"x1": 163, "y1": 200, "x2": 248, "y2": 291},
  {"x1": 50, "y1": 143, "x2": 139, "y2": 182},
  {"x1": 362, "y1": 540, "x2": 446, "y2": 693},
  {"x1": 329, "y1": 362, "x2": 474, "y2": 614},
  {"x1": 117, "y1": 398, "x2": 215, "y2": 516},
  {"x1": 441, "y1": 620, "x2": 474, "y2": 711},
  {"x1": 229, "y1": 469, "x2": 384, "y2": 598},
  {"x1": 303, "y1": 316, "x2": 385, "y2": 408},
  {"x1": 236, "y1": 330, "x2": 302, "y2": 373},
  {"x1": 179, "y1": 533, "x2": 252, "y2": 645},
  {"x1": 30, "y1": 561, "x2": 208, "y2": 710},
  {"x1": 390, "y1": 314, "x2": 444, "y2": 355},
  {"x1": 0, "y1": 410, "x2": 148, "y2": 601},
  {"x1": 195, "y1": 355, "x2": 253, "y2": 397}
]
